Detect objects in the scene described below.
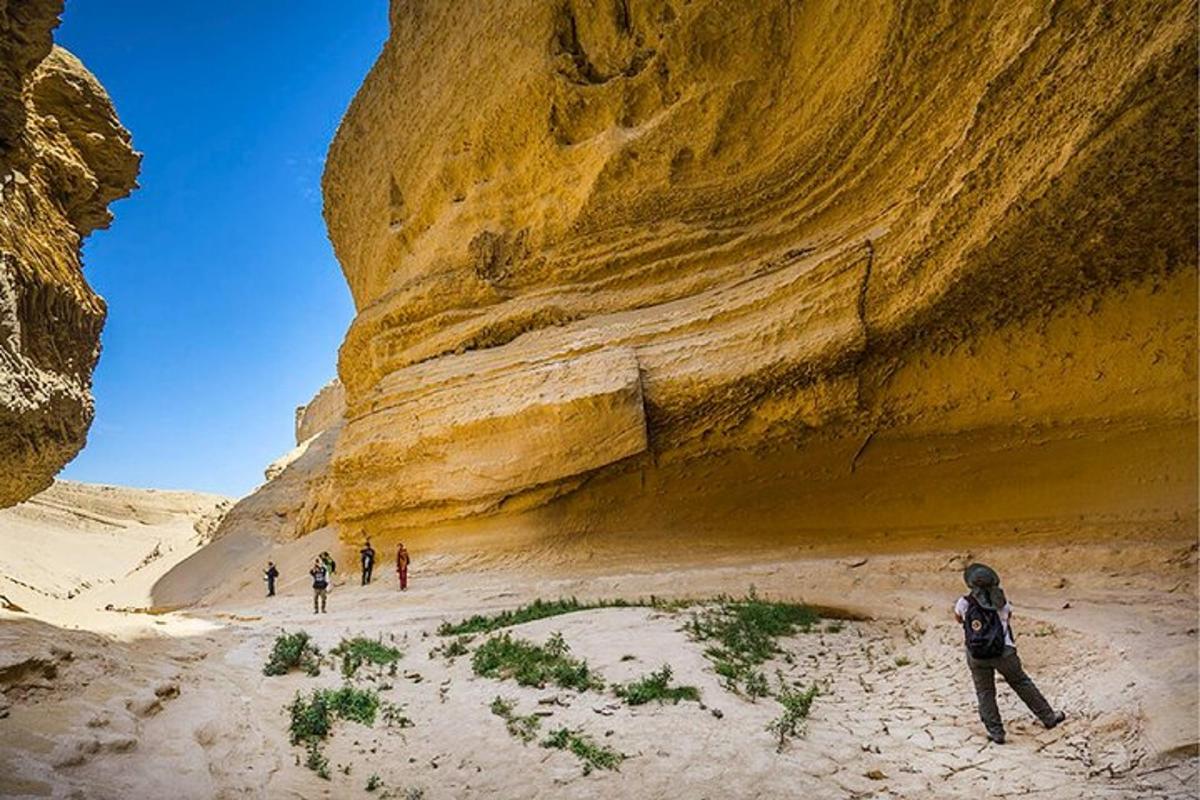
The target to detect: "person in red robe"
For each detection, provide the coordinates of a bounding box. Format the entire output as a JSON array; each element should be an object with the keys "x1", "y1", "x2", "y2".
[{"x1": 395, "y1": 543, "x2": 410, "y2": 591}]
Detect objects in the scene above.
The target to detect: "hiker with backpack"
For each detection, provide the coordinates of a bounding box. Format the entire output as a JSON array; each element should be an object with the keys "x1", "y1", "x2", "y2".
[
  {"x1": 310, "y1": 557, "x2": 329, "y2": 613},
  {"x1": 955, "y1": 563, "x2": 1066, "y2": 744},
  {"x1": 318, "y1": 551, "x2": 336, "y2": 590}
]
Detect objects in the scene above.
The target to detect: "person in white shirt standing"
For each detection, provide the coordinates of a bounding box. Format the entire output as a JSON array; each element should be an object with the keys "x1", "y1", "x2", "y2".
[{"x1": 954, "y1": 563, "x2": 1066, "y2": 744}]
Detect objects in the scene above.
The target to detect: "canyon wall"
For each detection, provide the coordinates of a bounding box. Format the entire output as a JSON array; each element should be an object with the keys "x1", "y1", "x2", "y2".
[
  {"x1": 320, "y1": 0, "x2": 1197, "y2": 547},
  {"x1": 0, "y1": 0, "x2": 140, "y2": 508}
]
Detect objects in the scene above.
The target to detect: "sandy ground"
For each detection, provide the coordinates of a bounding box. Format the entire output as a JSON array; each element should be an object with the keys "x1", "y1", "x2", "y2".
[{"x1": 1, "y1": 506, "x2": 1196, "y2": 799}]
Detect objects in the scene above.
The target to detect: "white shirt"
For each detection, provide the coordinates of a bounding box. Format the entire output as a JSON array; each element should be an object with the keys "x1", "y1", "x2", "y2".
[{"x1": 955, "y1": 595, "x2": 1014, "y2": 647}]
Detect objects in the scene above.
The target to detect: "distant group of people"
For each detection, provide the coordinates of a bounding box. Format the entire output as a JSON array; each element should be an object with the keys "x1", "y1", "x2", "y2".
[{"x1": 261, "y1": 538, "x2": 412, "y2": 613}]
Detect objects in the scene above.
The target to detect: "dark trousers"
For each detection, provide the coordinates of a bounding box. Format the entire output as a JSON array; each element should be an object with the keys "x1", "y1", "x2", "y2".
[
  {"x1": 362, "y1": 562, "x2": 373, "y2": 585},
  {"x1": 967, "y1": 646, "x2": 1055, "y2": 736},
  {"x1": 267, "y1": 580, "x2": 275, "y2": 597}
]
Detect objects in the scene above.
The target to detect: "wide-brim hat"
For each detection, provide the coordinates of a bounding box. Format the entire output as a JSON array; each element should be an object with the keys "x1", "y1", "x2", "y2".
[{"x1": 963, "y1": 562, "x2": 1006, "y2": 610}]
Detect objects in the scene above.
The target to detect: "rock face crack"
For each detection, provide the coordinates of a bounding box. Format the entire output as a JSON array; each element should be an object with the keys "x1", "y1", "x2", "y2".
[{"x1": 857, "y1": 239, "x2": 875, "y2": 352}]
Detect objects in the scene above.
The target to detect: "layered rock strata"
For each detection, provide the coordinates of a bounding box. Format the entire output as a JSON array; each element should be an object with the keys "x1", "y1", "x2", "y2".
[
  {"x1": 0, "y1": 1, "x2": 140, "y2": 507},
  {"x1": 322, "y1": 0, "x2": 1197, "y2": 538}
]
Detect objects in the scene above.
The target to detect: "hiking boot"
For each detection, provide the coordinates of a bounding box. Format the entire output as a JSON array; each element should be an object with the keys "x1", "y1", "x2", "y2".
[
  {"x1": 1044, "y1": 710, "x2": 1066, "y2": 730},
  {"x1": 987, "y1": 731, "x2": 1005, "y2": 745}
]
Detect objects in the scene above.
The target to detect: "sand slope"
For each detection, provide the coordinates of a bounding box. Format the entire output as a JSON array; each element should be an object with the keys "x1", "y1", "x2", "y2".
[{"x1": 0, "y1": 481, "x2": 230, "y2": 632}]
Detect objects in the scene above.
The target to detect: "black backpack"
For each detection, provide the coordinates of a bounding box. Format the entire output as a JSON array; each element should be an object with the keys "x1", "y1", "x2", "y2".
[{"x1": 962, "y1": 596, "x2": 1006, "y2": 659}]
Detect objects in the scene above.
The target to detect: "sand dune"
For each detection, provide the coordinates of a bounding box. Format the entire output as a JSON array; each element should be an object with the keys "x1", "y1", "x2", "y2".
[{"x1": 0, "y1": 481, "x2": 230, "y2": 633}]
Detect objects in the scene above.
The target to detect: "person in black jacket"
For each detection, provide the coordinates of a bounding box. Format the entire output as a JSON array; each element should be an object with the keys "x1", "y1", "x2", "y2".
[
  {"x1": 310, "y1": 558, "x2": 329, "y2": 613},
  {"x1": 360, "y1": 539, "x2": 376, "y2": 585},
  {"x1": 263, "y1": 562, "x2": 279, "y2": 597}
]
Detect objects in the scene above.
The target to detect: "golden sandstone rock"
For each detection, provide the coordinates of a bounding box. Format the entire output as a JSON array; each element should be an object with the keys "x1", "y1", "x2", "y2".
[
  {"x1": 318, "y1": 0, "x2": 1197, "y2": 547},
  {"x1": 0, "y1": 1, "x2": 139, "y2": 508}
]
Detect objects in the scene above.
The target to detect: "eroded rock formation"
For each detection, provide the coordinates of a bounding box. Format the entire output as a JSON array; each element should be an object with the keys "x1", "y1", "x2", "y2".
[
  {"x1": 0, "y1": 1, "x2": 140, "y2": 508},
  {"x1": 321, "y1": 0, "x2": 1197, "y2": 542}
]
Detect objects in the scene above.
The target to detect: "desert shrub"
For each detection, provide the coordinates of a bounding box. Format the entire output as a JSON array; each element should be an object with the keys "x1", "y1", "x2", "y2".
[
  {"x1": 288, "y1": 690, "x2": 332, "y2": 744},
  {"x1": 287, "y1": 686, "x2": 381, "y2": 775},
  {"x1": 429, "y1": 635, "x2": 473, "y2": 662},
  {"x1": 767, "y1": 680, "x2": 821, "y2": 751},
  {"x1": 263, "y1": 630, "x2": 322, "y2": 677},
  {"x1": 613, "y1": 664, "x2": 700, "y2": 706},
  {"x1": 440, "y1": 597, "x2": 630, "y2": 636},
  {"x1": 471, "y1": 632, "x2": 603, "y2": 691},
  {"x1": 330, "y1": 636, "x2": 402, "y2": 679},
  {"x1": 324, "y1": 685, "x2": 380, "y2": 725},
  {"x1": 437, "y1": 596, "x2": 696, "y2": 637},
  {"x1": 686, "y1": 591, "x2": 817, "y2": 696},
  {"x1": 305, "y1": 740, "x2": 330, "y2": 779},
  {"x1": 489, "y1": 695, "x2": 542, "y2": 743},
  {"x1": 541, "y1": 727, "x2": 624, "y2": 775},
  {"x1": 380, "y1": 700, "x2": 414, "y2": 729}
]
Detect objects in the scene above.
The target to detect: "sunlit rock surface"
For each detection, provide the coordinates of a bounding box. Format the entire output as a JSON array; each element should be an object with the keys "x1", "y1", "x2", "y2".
[
  {"x1": 0, "y1": 1, "x2": 140, "y2": 508},
  {"x1": 321, "y1": 0, "x2": 1196, "y2": 539}
]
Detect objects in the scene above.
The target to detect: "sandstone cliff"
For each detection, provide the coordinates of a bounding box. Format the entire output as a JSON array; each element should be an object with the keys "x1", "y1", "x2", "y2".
[
  {"x1": 321, "y1": 0, "x2": 1196, "y2": 546},
  {"x1": 0, "y1": 1, "x2": 140, "y2": 508}
]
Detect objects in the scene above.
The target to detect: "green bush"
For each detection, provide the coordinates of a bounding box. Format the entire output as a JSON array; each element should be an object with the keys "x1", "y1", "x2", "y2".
[
  {"x1": 326, "y1": 685, "x2": 380, "y2": 725},
  {"x1": 471, "y1": 632, "x2": 604, "y2": 691},
  {"x1": 287, "y1": 686, "x2": 382, "y2": 775},
  {"x1": 263, "y1": 630, "x2": 322, "y2": 677},
  {"x1": 288, "y1": 691, "x2": 332, "y2": 744},
  {"x1": 686, "y1": 592, "x2": 817, "y2": 696},
  {"x1": 767, "y1": 680, "x2": 821, "y2": 751},
  {"x1": 439, "y1": 597, "x2": 633, "y2": 636},
  {"x1": 541, "y1": 727, "x2": 624, "y2": 775},
  {"x1": 305, "y1": 740, "x2": 330, "y2": 779},
  {"x1": 430, "y1": 635, "x2": 472, "y2": 662},
  {"x1": 330, "y1": 636, "x2": 403, "y2": 679},
  {"x1": 380, "y1": 700, "x2": 414, "y2": 729},
  {"x1": 437, "y1": 595, "x2": 696, "y2": 637},
  {"x1": 613, "y1": 665, "x2": 700, "y2": 706},
  {"x1": 489, "y1": 695, "x2": 542, "y2": 743}
]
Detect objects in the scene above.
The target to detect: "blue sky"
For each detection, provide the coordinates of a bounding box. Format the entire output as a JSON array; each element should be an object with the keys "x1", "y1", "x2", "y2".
[{"x1": 55, "y1": 2, "x2": 388, "y2": 497}]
